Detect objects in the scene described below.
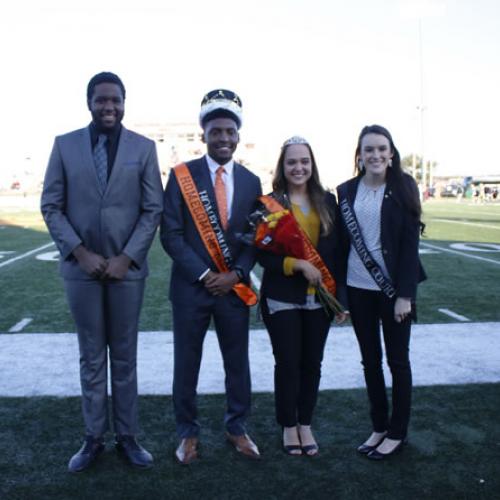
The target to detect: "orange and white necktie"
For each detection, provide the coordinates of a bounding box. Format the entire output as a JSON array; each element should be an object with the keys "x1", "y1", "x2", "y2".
[{"x1": 215, "y1": 166, "x2": 228, "y2": 230}]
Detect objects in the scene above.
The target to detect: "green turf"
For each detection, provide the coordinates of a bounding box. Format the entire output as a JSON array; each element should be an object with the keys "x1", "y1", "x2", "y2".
[
  {"x1": 422, "y1": 199, "x2": 500, "y2": 243},
  {"x1": 1, "y1": 199, "x2": 500, "y2": 332},
  {"x1": 1, "y1": 384, "x2": 499, "y2": 499}
]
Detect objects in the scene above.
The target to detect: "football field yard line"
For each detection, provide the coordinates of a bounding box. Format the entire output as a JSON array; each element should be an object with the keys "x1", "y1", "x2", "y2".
[
  {"x1": 250, "y1": 271, "x2": 261, "y2": 290},
  {"x1": 1, "y1": 322, "x2": 499, "y2": 396},
  {"x1": 420, "y1": 242, "x2": 500, "y2": 265},
  {"x1": 8, "y1": 318, "x2": 33, "y2": 332},
  {"x1": 433, "y1": 218, "x2": 500, "y2": 230},
  {"x1": 438, "y1": 309, "x2": 470, "y2": 322},
  {"x1": 0, "y1": 242, "x2": 55, "y2": 269}
]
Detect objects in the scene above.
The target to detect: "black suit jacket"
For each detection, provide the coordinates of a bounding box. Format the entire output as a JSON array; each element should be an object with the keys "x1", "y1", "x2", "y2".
[
  {"x1": 335, "y1": 172, "x2": 426, "y2": 303},
  {"x1": 257, "y1": 191, "x2": 345, "y2": 305}
]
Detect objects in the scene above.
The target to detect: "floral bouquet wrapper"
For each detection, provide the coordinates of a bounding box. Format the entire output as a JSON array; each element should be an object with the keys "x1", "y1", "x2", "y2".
[{"x1": 254, "y1": 209, "x2": 306, "y2": 259}]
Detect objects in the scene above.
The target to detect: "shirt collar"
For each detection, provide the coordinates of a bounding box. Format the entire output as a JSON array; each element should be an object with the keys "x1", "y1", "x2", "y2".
[
  {"x1": 89, "y1": 122, "x2": 122, "y2": 144},
  {"x1": 205, "y1": 154, "x2": 234, "y2": 176}
]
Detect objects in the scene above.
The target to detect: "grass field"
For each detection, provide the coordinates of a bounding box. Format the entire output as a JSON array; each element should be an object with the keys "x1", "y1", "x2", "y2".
[
  {"x1": 1, "y1": 384, "x2": 499, "y2": 500},
  {"x1": 1, "y1": 196, "x2": 500, "y2": 499},
  {"x1": 1, "y1": 197, "x2": 500, "y2": 332}
]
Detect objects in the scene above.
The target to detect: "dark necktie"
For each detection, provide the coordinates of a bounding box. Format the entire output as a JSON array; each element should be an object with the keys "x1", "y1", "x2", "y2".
[{"x1": 93, "y1": 134, "x2": 108, "y2": 191}]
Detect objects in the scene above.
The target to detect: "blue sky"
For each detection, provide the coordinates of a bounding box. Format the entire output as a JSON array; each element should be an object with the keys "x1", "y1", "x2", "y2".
[{"x1": 1, "y1": 0, "x2": 499, "y2": 186}]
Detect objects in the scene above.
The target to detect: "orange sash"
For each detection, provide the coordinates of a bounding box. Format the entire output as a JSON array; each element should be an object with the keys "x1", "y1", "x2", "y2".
[
  {"x1": 173, "y1": 163, "x2": 258, "y2": 306},
  {"x1": 259, "y1": 195, "x2": 337, "y2": 296}
]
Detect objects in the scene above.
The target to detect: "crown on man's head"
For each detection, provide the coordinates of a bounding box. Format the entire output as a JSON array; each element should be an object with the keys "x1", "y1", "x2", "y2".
[{"x1": 199, "y1": 89, "x2": 243, "y2": 129}]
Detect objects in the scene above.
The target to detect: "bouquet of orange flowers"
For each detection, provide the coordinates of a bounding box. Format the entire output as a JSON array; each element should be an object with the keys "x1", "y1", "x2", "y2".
[
  {"x1": 254, "y1": 209, "x2": 306, "y2": 259},
  {"x1": 249, "y1": 202, "x2": 344, "y2": 316}
]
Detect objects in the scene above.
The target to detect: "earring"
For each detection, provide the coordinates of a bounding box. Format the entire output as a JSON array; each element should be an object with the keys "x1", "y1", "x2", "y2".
[
  {"x1": 388, "y1": 159, "x2": 393, "y2": 168},
  {"x1": 358, "y1": 160, "x2": 365, "y2": 171}
]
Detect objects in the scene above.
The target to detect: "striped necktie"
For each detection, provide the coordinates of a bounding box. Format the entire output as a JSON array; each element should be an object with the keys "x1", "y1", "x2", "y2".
[
  {"x1": 215, "y1": 166, "x2": 228, "y2": 230},
  {"x1": 93, "y1": 134, "x2": 108, "y2": 191}
]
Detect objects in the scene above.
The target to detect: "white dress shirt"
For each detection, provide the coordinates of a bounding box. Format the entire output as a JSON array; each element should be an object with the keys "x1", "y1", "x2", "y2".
[
  {"x1": 205, "y1": 154, "x2": 235, "y2": 221},
  {"x1": 198, "y1": 155, "x2": 236, "y2": 281}
]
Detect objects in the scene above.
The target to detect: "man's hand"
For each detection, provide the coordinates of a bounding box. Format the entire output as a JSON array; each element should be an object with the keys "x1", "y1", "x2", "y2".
[
  {"x1": 203, "y1": 270, "x2": 239, "y2": 296},
  {"x1": 73, "y1": 245, "x2": 107, "y2": 278},
  {"x1": 103, "y1": 254, "x2": 132, "y2": 280}
]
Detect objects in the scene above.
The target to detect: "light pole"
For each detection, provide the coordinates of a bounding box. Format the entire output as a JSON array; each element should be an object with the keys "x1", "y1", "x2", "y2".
[{"x1": 417, "y1": 18, "x2": 427, "y2": 191}]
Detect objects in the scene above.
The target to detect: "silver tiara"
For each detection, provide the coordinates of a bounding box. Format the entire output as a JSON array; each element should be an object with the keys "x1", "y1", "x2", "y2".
[{"x1": 282, "y1": 136, "x2": 309, "y2": 147}]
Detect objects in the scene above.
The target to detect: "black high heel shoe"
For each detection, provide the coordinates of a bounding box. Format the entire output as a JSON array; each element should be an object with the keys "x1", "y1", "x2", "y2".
[
  {"x1": 301, "y1": 443, "x2": 319, "y2": 457},
  {"x1": 367, "y1": 437, "x2": 408, "y2": 460},
  {"x1": 282, "y1": 427, "x2": 302, "y2": 456},
  {"x1": 357, "y1": 432, "x2": 387, "y2": 455}
]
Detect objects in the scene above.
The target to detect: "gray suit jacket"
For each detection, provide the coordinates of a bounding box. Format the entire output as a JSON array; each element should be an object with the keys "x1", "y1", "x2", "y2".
[{"x1": 41, "y1": 126, "x2": 163, "y2": 280}]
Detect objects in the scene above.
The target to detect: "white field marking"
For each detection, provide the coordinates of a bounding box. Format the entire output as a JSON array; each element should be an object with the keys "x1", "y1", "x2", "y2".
[
  {"x1": 433, "y1": 218, "x2": 500, "y2": 231},
  {"x1": 450, "y1": 243, "x2": 500, "y2": 253},
  {"x1": 438, "y1": 309, "x2": 470, "y2": 322},
  {"x1": 0, "y1": 242, "x2": 55, "y2": 269},
  {"x1": 8, "y1": 318, "x2": 33, "y2": 332},
  {"x1": 250, "y1": 271, "x2": 262, "y2": 290},
  {"x1": 420, "y1": 242, "x2": 500, "y2": 266},
  {"x1": 419, "y1": 248, "x2": 440, "y2": 254},
  {"x1": 0, "y1": 251, "x2": 16, "y2": 259},
  {"x1": 36, "y1": 251, "x2": 60, "y2": 261}
]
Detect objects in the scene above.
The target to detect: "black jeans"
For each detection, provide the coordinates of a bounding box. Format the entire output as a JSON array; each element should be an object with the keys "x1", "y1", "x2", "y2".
[
  {"x1": 262, "y1": 300, "x2": 331, "y2": 427},
  {"x1": 347, "y1": 286, "x2": 412, "y2": 440}
]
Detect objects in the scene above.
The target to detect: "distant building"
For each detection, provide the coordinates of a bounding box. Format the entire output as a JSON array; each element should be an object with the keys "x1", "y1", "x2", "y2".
[{"x1": 132, "y1": 122, "x2": 274, "y2": 190}]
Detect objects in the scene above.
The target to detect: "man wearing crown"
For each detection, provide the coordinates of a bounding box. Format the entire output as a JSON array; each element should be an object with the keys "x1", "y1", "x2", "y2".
[{"x1": 161, "y1": 89, "x2": 262, "y2": 464}]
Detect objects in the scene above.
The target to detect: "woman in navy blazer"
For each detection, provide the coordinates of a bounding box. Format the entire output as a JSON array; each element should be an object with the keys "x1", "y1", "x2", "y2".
[
  {"x1": 335, "y1": 124, "x2": 426, "y2": 460},
  {"x1": 258, "y1": 136, "x2": 346, "y2": 456}
]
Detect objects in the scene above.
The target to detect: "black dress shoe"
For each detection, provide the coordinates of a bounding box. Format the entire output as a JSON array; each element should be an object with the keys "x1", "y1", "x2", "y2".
[
  {"x1": 367, "y1": 438, "x2": 408, "y2": 460},
  {"x1": 115, "y1": 435, "x2": 153, "y2": 469},
  {"x1": 68, "y1": 436, "x2": 105, "y2": 473}
]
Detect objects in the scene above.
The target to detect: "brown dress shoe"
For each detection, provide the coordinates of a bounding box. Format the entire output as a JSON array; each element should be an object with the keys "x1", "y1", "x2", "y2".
[
  {"x1": 175, "y1": 437, "x2": 199, "y2": 465},
  {"x1": 226, "y1": 432, "x2": 261, "y2": 459}
]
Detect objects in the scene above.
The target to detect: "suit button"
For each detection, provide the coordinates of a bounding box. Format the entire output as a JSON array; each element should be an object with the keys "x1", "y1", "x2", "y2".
[{"x1": 383, "y1": 249, "x2": 388, "y2": 255}]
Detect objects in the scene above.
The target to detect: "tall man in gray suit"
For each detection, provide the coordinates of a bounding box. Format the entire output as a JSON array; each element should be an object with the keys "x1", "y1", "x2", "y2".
[
  {"x1": 41, "y1": 72, "x2": 163, "y2": 472},
  {"x1": 161, "y1": 90, "x2": 262, "y2": 464}
]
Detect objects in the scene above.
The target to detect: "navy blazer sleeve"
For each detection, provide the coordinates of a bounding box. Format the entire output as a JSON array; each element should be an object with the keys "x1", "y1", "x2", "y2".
[
  {"x1": 160, "y1": 169, "x2": 211, "y2": 283},
  {"x1": 233, "y1": 174, "x2": 262, "y2": 279},
  {"x1": 395, "y1": 175, "x2": 422, "y2": 299}
]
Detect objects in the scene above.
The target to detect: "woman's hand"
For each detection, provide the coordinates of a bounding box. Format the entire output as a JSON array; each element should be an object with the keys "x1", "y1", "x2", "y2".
[
  {"x1": 394, "y1": 297, "x2": 412, "y2": 323},
  {"x1": 335, "y1": 311, "x2": 349, "y2": 324},
  {"x1": 293, "y1": 259, "x2": 322, "y2": 286}
]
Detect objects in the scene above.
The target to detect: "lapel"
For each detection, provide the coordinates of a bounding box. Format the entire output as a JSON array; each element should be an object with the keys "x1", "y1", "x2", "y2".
[
  {"x1": 228, "y1": 162, "x2": 244, "y2": 229},
  {"x1": 105, "y1": 126, "x2": 130, "y2": 196},
  {"x1": 380, "y1": 173, "x2": 400, "y2": 239},
  {"x1": 345, "y1": 176, "x2": 360, "y2": 206},
  {"x1": 78, "y1": 127, "x2": 104, "y2": 195},
  {"x1": 190, "y1": 156, "x2": 217, "y2": 202}
]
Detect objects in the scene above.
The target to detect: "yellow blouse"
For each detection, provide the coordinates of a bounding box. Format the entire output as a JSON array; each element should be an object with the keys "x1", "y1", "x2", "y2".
[{"x1": 283, "y1": 203, "x2": 320, "y2": 294}]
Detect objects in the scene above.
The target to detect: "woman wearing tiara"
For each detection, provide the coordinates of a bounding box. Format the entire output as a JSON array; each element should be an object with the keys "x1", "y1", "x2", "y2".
[{"x1": 257, "y1": 136, "x2": 346, "y2": 456}]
